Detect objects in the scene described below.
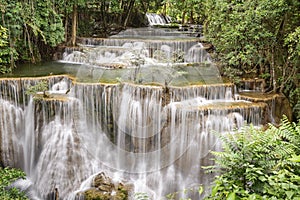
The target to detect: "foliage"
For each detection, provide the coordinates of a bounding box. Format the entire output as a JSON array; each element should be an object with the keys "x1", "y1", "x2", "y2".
[
  {"x1": 0, "y1": 167, "x2": 28, "y2": 199},
  {"x1": 285, "y1": 26, "x2": 300, "y2": 64},
  {"x1": 134, "y1": 192, "x2": 150, "y2": 200},
  {"x1": 205, "y1": 116, "x2": 300, "y2": 200},
  {"x1": 0, "y1": 0, "x2": 206, "y2": 67},
  {"x1": 0, "y1": 26, "x2": 8, "y2": 47},
  {"x1": 1, "y1": 0, "x2": 65, "y2": 64},
  {"x1": 204, "y1": 0, "x2": 300, "y2": 118},
  {"x1": 222, "y1": 66, "x2": 243, "y2": 84},
  {"x1": 161, "y1": 0, "x2": 205, "y2": 24},
  {"x1": 166, "y1": 185, "x2": 203, "y2": 200},
  {"x1": 284, "y1": 26, "x2": 300, "y2": 119},
  {"x1": 0, "y1": 25, "x2": 15, "y2": 73},
  {"x1": 25, "y1": 80, "x2": 49, "y2": 98}
]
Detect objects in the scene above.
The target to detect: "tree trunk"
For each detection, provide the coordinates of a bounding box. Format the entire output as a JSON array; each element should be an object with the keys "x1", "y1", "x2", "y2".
[
  {"x1": 71, "y1": 4, "x2": 77, "y2": 46},
  {"x1": 271, "y1": 48, "x2": 276, "y2": 93},
  {"x1": 181, "y1": 0, "x2": 186, "y2": 25},
  {"x1": 64, "y1": 12, "x2": 68, "y2": 43},
  {"x1": 123, "y1": 0, "x2": 135, "y2": 28},
  {"x1": 182, "y1": 11, "x2": 186, "y2": 25},
  {"x1": 118, "y1": 0, "x2": 124, "y2": 25},
  {"x1": 163, "y1": 3, "x2": 167, "y2": 16},
  {"x1": 100, "y1": 2, "x2": 107, "y2": 36},
  {"x1": 189, "y1": 11, "x2": 194, "y2": 24}
]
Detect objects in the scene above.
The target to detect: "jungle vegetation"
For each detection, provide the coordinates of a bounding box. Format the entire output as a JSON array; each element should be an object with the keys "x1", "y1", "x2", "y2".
[
  {"x1": 204, "y1": 0, "x2": 300, "y2": 120},
  {"x1": 205, "y1": 116, "x2": 300, "y2": 200},
  {"x1": 0, "y1": 167, "x2": 28, "y2": 199}
]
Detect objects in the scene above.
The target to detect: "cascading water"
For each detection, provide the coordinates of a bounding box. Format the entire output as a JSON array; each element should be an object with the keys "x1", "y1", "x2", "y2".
[
  {"x1": 146, "y1": 13, "x2": 172, "y2": 26},
  {"x1": 0, "y1": 26, "x2": 270, "y2": 200}
]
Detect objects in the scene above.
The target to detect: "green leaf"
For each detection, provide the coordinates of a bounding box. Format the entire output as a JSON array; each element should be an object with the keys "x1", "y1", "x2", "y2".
[
  {"x1": 211, "y1": 185, "x2": 218, "y2": 196},
  {"x1": 289, "y1": 155, "x2": 300, "y2": 163},
  {"x1": 285, "y1": 191, "x2": 294, "y2": 199},
  {"x1": 259, "y1": 176, "x2": 267, "y2": 182},
  {"x1": 198, "y1": 186, "x2": 203, "y2": 195},
  {"x1": 227, "y1": 192, "x2": 236, "y2": 200}
]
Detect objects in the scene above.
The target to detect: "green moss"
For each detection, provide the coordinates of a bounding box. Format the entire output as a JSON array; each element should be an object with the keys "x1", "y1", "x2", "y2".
[
  {"x1": 83, "y1": 187, "x2": 128, "y2": 200},
  {"x1": 84, "y1": 188, "x2": 110, "y2": 200}
]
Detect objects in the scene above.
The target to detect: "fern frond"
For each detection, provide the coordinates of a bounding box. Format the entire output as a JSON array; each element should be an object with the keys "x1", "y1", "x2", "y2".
[
  {"x1": 217, "y1": 132, "x2": 240, "y2": 153},
  {"x1": 278, "y1": 116, "x2": 299, "y2": 143}
]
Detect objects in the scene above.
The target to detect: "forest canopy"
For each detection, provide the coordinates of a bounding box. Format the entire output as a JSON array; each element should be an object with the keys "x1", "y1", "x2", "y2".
[{"x1": 203, "y1": 0, "x2": 300, "y2": 119}]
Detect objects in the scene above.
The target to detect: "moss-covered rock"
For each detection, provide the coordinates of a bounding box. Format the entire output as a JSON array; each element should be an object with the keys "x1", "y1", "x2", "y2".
[
  {"x1": 82, "y1": 172, "x2": 131, "y2": 200},
  {"x1": 84, "y1": 188, "x2": 110, "y2": 200}
]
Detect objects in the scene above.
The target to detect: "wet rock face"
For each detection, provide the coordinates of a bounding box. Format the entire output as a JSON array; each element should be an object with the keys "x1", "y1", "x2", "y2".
[
  {"x1": 83, "y1": 172, "x2": 131, "y2": 200},
  {"x1": 237, "y1": 92, "x2": 293, "y2": 125},
  {"x1": 93, "y1": 172, "x2": 113, "y2": 192},
  {"x1": 273, "y1": 94, "x2": 293, "y2": 124}
]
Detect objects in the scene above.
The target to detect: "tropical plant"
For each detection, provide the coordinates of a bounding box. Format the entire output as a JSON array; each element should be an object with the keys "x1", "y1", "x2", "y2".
[
  {"x1": 0, "y1": 167, "x2": 28, "y2": 199},
  {"x1": 284, "y1": 26, "x2": 300, "y2": 119},
  {"x1": 1, "y1": 0, "x2": 65, "y2": 64},
  {"x1": 26, "y1": 80, "x2": 49, "y2": 98},
  {"x1": 0, "y1": 25, "x2": 17, "y2": 73},
  {"x1": 203, "y1": 0, "x2": 300, "y2": 119},
  {"x1": 160, "y1": 0, "x2": 205, "y2": 24},
  {"x1": 205, "y1": 116, "x2": 300, "y2": 199},
  {"x1": 166, "y1": 185, "x2": 203, "y2": 200}
]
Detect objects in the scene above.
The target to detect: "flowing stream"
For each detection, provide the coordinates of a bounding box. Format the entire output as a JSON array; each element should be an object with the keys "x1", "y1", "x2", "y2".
[{"x1": 0, "y1": 24, "x2": 269, "y2": 199}]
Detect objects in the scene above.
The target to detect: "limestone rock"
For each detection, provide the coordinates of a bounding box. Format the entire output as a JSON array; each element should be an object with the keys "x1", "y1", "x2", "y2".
[{"x1": 83, "y1": 172, "x2": 132, "y2": 200}]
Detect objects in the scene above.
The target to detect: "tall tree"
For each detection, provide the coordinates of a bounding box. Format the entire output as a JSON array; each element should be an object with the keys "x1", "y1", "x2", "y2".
[
  {"x1": 71, "y1": 4, "x2": 78, "y2": 46},
  {"x1": 122, "y1": 0, "x2": 135, "y2": 28},
  {"x1": 0, "y1": 0, "x2": 64, "y2": 63},
  {"x1": 204, "y1": 0, "x2": 300, "y2": 117},
  {"x1": 161, "y1": 0, "x2": 205, "y2": 24},
  {"x1": 62, "y1": 0, "x2": 86, "y2": 46}
]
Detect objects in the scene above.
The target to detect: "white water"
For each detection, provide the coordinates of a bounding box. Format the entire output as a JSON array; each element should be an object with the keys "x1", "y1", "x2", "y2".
[
  {"x1": 61, "y1": 28, "x2": 205, "y2": 68},
  {"x1": 146, "y1": 13, "x2": 172, "y2": 26},
  {"x1": 0, "y1": 27, "x2": 268, "y2": 200},
  {"x1": 0, "y1": 77, "x2": 266, "y2": 199}
]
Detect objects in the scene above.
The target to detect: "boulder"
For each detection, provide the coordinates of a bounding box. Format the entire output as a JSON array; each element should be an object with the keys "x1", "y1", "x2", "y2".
[{"x1": 83, "y1": 172, "x2": 132, "y2": 200}]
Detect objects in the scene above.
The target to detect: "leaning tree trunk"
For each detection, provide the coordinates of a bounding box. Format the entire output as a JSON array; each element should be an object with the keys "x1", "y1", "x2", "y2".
[
  {"x1": 71, "y1": 4, "x2": 77, "y2": 46},
  {"x1": 123, "y1": 0, "x2": 135, "y2": 28}
]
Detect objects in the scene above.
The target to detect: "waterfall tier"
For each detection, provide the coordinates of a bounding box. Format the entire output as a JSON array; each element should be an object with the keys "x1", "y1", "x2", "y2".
[
  {"x1": 0, "y1": 75, "x2": 274, "y2": 199},
  {"x1": 0, "y1": 25, "x2": 290, "y2": 200},
  {"x1": 60, "y1": 27, "x2": 208, "y2": 68}
]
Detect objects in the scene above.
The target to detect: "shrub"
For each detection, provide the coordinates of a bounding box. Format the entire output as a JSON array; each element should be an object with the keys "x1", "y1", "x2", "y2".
[
  {"x1": 205, "y1": 116, "x2": 300, "y2": 200},
  {"x1": 0, "y1": 167, "x2": 28, "y2": 199}
]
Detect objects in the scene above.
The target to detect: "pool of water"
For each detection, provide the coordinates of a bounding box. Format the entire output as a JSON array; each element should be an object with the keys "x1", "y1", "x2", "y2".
[
  {"x1": 2, "y1": 61, "x2": 224, "y2": 86},
  {"x1": 0, "y1": 62, "x2": 77, "y2": 78}
]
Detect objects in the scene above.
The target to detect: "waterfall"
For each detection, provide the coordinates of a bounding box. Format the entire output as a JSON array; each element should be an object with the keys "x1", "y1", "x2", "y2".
[
  {"x1": 0, "y1": 27, "x2": 274, "y2": 200},
  {"x1": 146, "y1": 13, "x2": 172, "y2": 26},
  {"x1": 0, "y1": 99, "x2": 24, "y2": 167},
  {"x1": 0, "y1": 76, "x2": 267, "y2": 199},
  {"x1": 61, "y1": 26, "x2": 202, "y2": 68}
]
